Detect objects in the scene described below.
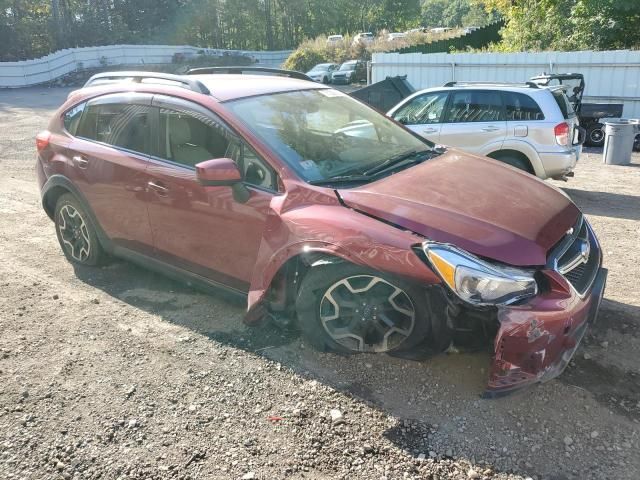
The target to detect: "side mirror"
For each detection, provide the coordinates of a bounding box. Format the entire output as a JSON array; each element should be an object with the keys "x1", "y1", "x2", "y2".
[
  {"x1": 195, "y1": 157, "x2": 250, "y2": 203},
  {"x1": 195, "y1": 158, "x2": 242, "y2": 186}
]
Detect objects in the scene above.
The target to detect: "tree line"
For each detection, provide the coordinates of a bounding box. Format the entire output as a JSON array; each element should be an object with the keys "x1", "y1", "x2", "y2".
[
  {"x1": 1, "y1": 0, "x2": 422, "y2": 61},
  {"x1": 2, "y1": 0, "x2": 637, "y2": 62}
]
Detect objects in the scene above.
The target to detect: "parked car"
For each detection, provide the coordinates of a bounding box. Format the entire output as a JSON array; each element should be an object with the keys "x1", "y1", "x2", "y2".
[
  {"x1": 352, "y1": 32, "x2": 374, "y2": 46},
  {"x1": 331, "y1": 60, "x2": 366, "y2": 85},
  {"x1": 326, "y1": 34, "x2": 344, "y2": 45},
  {"x1": 36, "y1": 69, "x2": 606, "y2": 397},
  {"x1": 462, "y1": 26, "x2": 480, "y2": 34},
  {"x1": 387, "y1": 32, "x2": 407, "y2": 41},
  {"x1": 387, "y1": 81, "x2": 585, "y2": 180},
  {"x1": 306, "y1": 63, "x2": 339, "y2": 84}
]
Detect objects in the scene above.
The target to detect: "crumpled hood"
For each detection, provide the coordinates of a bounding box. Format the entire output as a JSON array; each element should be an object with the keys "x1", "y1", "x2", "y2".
[{"x1": 338, "y1": 150, "x2": 580, "y2": 266}]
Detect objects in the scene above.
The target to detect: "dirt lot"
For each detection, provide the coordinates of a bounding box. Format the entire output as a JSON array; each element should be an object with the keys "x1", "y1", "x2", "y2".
[{"x1": 0, "y1": 87, "x2": 639, "y2": 480}]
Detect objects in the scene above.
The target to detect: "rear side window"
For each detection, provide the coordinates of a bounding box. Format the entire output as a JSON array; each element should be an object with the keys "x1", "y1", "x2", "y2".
[
  {"x1": 503, "y1": 92, "x2": 545, "y2": 121},
  {"x1": 63, "y1": 102, "x2": 86, "y2": 135},
  {"x1": 552, "y1": 90, "x2": 576, "y2": 119},
  {"x1": 76, "y1": 103, "x2": 153, "y2": 154},
  {"x1": 444, "y1": 90, "x2": 504, "y2": 123}
]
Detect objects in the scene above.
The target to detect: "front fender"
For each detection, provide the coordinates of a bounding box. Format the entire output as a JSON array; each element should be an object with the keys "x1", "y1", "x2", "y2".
[{"x1": 245, "y1": 199, "x2": 441, "y2": 319}]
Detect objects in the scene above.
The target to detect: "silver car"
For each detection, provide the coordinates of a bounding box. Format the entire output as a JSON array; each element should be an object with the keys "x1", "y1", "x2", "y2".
[
  {"x1": 387, "y1": 82, "x2": 585, "y2": 180},
  {"x1": 306, "y1": 63, "x2": 339, "y2": 84}
]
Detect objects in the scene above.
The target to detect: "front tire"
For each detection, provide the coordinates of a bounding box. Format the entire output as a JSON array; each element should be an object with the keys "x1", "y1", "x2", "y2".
[
  {"x1": 296, "y1": 263, "x2": 433, "y2": 355},
  {"x1": 54, "y1": 193, "x2": 105, "y2": 266}
]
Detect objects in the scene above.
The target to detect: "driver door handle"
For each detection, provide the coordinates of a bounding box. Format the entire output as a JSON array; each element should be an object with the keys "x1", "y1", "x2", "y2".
[
  {"x1": 72, "y1": 155, "x2": 89, "y2": 169},
  {"x1": 148, "y1": 181, "x2": 169, "y2": 196},
  {"x1": 422, "y1": 127, "x2": 438, "y2": 134}
]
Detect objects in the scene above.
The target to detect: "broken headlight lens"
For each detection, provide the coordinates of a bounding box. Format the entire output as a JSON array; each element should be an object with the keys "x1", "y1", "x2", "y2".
[{"x1": 422, "y1": 242, "x2": 538, "y2": 306}]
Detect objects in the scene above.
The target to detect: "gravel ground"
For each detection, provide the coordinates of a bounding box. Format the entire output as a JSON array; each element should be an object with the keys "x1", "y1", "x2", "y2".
[{"x1": 0, "y1": 87, "x2": 639, "y2": 480}]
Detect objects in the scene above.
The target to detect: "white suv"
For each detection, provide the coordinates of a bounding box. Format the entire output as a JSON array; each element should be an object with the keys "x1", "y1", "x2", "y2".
[{"x1": 387, "y1": 82, "x2": 585, "y2": 180}]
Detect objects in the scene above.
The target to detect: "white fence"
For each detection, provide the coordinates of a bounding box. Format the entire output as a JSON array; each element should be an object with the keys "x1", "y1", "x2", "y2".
[
  {"x1": 0, "y1": 45, "x2": 293, "y2": 88},
  {"x1": 372, "y1": 50, "x2": 640, "y2": 118}
]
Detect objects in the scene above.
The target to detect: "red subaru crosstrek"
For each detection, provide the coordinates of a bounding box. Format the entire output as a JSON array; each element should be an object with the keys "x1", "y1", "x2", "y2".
[{"x1": 36, "y1": 69, "x2": 606, "y2": 396}]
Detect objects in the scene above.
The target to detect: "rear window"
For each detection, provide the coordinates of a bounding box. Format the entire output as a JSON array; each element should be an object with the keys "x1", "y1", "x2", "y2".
[
  {"x1": 76, "y1": 102, "x2": 153, "y2": 154},
  {"x1": 552, "y1": 90, "x2": 576, "y2": 119},
  {"x1": 503, "y1": 92, "x2": 545, "y2": 121}
]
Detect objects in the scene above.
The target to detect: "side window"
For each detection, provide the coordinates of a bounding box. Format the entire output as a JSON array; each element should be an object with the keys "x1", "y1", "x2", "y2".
[
  {"x1": 159, "y1": 108, "x2": 230, "y2": 168},
  {"x1": 393, "y1": 92, "x2": 448, "y2": 125},
  {"x1": 76, "y1": 103, "x2": 152, "y2": 154},
  {"x1": 444, "y1": 90, "x2": 504, "y2": 123},
  {"x1": 158, "y1": 106, "x2": 278, "y2": 191},
  {"x1": 504, "y1": 92, "x2": 545, "y2": 121},
  {"x1": 227, "y1": 141, "x2": 278, "y2": 191},
  {"x1": 63, "y1": 102, "x2": 86, "y2": 135}
]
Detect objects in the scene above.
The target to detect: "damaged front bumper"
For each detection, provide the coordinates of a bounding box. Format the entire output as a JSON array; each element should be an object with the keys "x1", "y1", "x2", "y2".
[{"x1": 485, "y1": 267, "x2": 607, "y2": 398}]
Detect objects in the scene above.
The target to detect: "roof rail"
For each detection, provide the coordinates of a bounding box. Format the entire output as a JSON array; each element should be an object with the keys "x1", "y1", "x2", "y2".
[
  {"x1": 443, "y1": 81, "x2": 539, "y2": 89},
  {"x1": 186, "y1": 66, "x2": 312, "y2": 82},
  {"x1": 84, "y1": 71, "x2": 211, "y2": 94}
]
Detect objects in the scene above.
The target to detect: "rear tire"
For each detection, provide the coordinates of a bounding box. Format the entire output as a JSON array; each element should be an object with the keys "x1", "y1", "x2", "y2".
[
  {"x1": 296, "y1": 263, "x2": 436, "y2": 355},
  {"x1": 490, "y1": 153, "x2": 533, "y2": 174},
  {"x1": 54, "y1": 193, "x2": 106, "y2": 266},
  {"x1": 586, "y1": 123, "x2": 605, "y2": 147}
]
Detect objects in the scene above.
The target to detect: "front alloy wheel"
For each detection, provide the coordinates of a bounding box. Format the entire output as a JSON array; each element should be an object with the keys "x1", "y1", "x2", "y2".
[
  {"x1": 296, "y1": 263, "x2": 439, "y2": 355},
  {"x1": 320, "y1": 275, "x2": 415, "y2": 352}
]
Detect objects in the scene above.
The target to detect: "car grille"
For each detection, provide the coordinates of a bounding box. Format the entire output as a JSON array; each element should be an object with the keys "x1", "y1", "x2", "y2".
[{"x1": 549, "y1": 216, "x2": 600, "y2": 295}]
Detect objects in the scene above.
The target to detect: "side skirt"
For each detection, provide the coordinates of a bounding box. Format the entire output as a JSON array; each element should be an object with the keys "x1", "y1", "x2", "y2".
[{"x1": 112, "y1": 245, "x2": 248, "y2": 301}]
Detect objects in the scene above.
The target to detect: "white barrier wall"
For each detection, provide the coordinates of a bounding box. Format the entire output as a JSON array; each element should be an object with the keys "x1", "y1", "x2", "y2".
[
  {"x1": 0, "y1": 45, "x2": 293, "y2": 88},
  {"x1": 372, "y1": 50, "x2": 640, "y2": 118}
]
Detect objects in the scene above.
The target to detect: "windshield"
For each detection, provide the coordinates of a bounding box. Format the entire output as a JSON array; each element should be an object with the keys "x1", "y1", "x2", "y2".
[
  {"x1": 310, "y1": 64, "x2": 331, "y2": 72},
  {"x1": 339, "y1": 63, "x2": 356, "y2": 71},
  {"x1": 225, "y1": 89, "x2": 432, "y2": 183}
]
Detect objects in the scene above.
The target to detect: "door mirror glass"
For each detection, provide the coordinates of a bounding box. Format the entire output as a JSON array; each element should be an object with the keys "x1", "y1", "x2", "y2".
[{"x1": 195, "y1": 158, "x2": 242, "y2": 186}]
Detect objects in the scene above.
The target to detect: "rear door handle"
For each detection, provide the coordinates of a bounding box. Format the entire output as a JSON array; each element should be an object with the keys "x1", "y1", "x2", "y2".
[
  {"x1": 481, "y1": 126, "x2": 500, "y2": 132},
  {"x1": 148, "y1": 181, "x2": 169, "y2": 196},
  {"x1": 422, "y1": 127, "x2": 438, "y2": 134},
  {"x1": 72, "y1": 155, "x2": 89, "y2": 169}
]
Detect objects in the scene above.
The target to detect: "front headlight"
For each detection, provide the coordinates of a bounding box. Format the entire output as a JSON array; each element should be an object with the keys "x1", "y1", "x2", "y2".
[{"x1": 422, "y1": 242, "x2": 538, "y2": 306}]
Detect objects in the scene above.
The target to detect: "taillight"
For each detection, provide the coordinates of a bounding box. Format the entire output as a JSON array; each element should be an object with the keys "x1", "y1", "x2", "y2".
[
  {"x1": 554, "y1": 122, "x2": 570, "y2": 146},
  {"x1": 36, "y1": 131, "x2": 51, "y2": 152}
]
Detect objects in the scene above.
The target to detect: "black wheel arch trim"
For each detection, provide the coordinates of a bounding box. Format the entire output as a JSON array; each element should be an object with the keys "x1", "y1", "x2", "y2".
[{"x1": 41, "y1": 174, "x2": 113, "y2": 252}]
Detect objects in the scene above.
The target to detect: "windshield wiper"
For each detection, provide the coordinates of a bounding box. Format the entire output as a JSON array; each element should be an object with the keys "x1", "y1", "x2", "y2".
[
  {"x1": 363, "y1": 149, "x2": 433, "y2": 177},
  {"x1": 308, "y1": 174, "x2": 373, "y2": 186}
]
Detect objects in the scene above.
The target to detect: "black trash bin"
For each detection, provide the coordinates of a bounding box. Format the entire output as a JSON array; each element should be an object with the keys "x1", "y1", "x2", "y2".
[{"x1": 350, "y1": 76, "x2": 416, "y2": 113}]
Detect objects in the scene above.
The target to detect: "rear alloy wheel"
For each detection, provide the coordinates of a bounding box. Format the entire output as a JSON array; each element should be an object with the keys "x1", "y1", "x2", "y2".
[
  {"x1": 54, "y1": 193, "x2": 105, "y2": 266},
  {"x1": 296, "y1": 263, "x2": 433, "y2": 354},
  {"x1": 587, "y1": 123, "x2": 605, "y2": 147}
]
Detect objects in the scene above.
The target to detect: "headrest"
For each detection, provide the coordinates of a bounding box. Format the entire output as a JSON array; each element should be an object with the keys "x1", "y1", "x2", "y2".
[{"x1": 170, "y1": 116, "x2": 191, "y2": 145}]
